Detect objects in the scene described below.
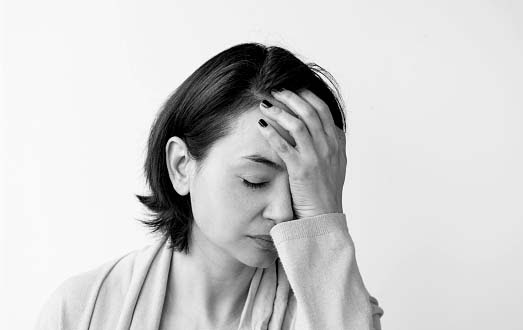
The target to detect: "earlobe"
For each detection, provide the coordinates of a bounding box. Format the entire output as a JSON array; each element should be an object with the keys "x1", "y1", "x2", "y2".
[{"x1": 165, "y1": 136, "x2": 191, "y2": 196}]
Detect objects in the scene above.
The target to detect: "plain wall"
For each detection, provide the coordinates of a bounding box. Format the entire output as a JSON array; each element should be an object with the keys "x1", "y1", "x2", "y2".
[{"x1": 1, "y1": 0, "x2": 522, "y2": 329}]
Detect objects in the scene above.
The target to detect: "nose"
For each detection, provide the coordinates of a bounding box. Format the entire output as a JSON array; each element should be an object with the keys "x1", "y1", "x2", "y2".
[{"x1": 263, "y1": 180, "x2": 295, "y2": 225}]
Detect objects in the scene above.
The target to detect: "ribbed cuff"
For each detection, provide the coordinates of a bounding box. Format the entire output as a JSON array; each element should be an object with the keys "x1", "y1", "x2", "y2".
[{"x1": 269, "y1": 213, "x2": 348, "y2": 244}]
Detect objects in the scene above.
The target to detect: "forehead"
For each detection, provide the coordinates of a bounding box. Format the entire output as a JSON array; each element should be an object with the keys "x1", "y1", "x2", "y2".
[{"x1": 212, "y1": 104, "x2": 297, "y2": 169}]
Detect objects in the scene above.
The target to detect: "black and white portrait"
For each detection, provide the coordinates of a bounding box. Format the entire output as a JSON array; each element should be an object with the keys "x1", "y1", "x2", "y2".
[{"x1": 1, "y1": 1, "x2": 522, "y2": 330}]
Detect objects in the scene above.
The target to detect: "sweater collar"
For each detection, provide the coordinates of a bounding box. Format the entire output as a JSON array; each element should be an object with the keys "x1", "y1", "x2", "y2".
[{"x1": 125, "y1": 236, "x2": 291, "y2": 330}]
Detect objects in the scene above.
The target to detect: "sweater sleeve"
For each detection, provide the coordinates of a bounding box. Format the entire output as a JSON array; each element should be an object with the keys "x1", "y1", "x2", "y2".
[{"x1": 269, "y1": 213, "x2": 384, "y2": 330}]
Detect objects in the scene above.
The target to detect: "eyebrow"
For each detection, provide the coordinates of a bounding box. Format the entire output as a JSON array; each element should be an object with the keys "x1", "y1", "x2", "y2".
[{"x1": 241, "y1": 154, "x2": 285, "y2": 171}]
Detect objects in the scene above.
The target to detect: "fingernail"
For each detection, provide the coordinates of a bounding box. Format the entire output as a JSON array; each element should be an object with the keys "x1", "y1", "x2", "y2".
[
  {"x1": 258, "y1": 119, "x2": 268, "y2": 127},
  {"x1": 261, "y1": 100, "x2": 273, "y2": 108}
]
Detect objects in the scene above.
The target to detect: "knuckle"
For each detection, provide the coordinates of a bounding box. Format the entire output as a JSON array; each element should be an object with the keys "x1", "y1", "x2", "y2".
[
  {"x1": 276, "y1": 141, "x2": 290, "y2": 153},
  {"x1": 299, "y1": 165, "x2": 317, "y2": 180},
  {"x1": 265, "y1": 128, "x2": 277, "y2": 138},
  {"x1": 292, "y1": 120, "x2": 307, "y2": 133},
  {"x1": 303, "y1": 156, "x2": 319, "y2": 170},
  {"x1": 317, "y1": 103, "x2": 330, "y2": 113},
  {"x1": 293, "y1": 166, "x2": 308, "y2": 179},
  {"x1": 300, "y1": 107, "x2": 315, "y2": 120},
  {"x1": 324, "y1": 146, "x2": 335, "y2": 158}
]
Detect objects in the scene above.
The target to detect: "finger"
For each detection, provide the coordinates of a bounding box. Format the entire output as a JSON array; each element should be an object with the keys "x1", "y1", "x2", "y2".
[
  {"x1": 334, "y1": 126, "x2": 347, "y2": 162},
  {"x1": 270, "y1": 89, "x2": 330, "y2": 152},
  {"x1": 259, "y1": 101, "x2": 317, "y2": 159},
  {"x1": 335, "y1": 127, "x2": 346, "y2": 150},
  {"x1": 256, "y1": 118, "x2": 300, "y2": 169},
  {"x1": 296, "y1": 89, "x2": 338, "y2": 143}
]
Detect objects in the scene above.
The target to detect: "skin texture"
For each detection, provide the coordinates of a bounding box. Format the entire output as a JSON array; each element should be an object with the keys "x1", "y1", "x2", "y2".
[
  {"x1": 259, "y1": 89, "x2": 346, "y2": 219},
  {"x1": 160, "y1": 89, "x2": 347, "y2": 329}
]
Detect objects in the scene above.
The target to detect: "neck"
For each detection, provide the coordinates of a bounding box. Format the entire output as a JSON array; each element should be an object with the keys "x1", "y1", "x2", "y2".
[{"x1": 166, "y1": 225, "x2": 257, "y2": 326}]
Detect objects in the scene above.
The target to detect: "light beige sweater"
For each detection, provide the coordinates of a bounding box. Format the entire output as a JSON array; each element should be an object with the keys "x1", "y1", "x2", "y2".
[{"x1": 35, "y1": 213, "x2": 384, "y2": 329}]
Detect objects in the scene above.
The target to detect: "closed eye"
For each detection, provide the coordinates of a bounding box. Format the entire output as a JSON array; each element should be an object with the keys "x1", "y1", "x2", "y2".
[{"x1": 242, "y1": 179, "x2": 268, "y2": 190}]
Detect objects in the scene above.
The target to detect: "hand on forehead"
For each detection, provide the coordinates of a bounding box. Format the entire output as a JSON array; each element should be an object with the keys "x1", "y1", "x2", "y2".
[{"x1": 259, "y1": 94, "x2": 300, "y2": 148}]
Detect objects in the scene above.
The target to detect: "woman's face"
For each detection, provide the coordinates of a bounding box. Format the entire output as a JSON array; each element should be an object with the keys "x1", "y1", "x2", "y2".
[{"x1": 187, "y1": 103, "x2": 297, "y2": 269}]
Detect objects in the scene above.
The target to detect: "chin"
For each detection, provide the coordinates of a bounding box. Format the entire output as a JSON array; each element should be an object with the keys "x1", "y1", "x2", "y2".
[{"x1": 240, "y1": 250, "x2": 278, "y2": 269}]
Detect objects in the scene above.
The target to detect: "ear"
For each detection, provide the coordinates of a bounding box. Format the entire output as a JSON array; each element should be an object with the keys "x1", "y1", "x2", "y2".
[{"x1": 165, "y1": 136, "x2": 193, "y2": 196}]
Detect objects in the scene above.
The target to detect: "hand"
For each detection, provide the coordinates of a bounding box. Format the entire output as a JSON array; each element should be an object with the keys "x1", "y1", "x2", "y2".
[{"x1": 257, "y1": 89, "x2": 347, "y2": 219}]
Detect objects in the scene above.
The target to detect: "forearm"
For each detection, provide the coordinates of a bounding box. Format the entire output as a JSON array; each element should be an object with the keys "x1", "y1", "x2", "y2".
[{"x1": 270, "y1": 213, "x2": 381, "y2": 330}]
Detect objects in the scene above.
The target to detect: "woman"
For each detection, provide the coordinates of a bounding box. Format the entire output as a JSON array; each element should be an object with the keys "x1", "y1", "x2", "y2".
[{"x1": 35, "y1": 43, "x2": 384, "y2": 330}]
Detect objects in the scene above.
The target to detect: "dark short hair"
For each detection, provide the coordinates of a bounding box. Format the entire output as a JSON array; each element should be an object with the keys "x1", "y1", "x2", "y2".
[{"x1": 136, "y1": 42, "x2": 347, "y2": 254}]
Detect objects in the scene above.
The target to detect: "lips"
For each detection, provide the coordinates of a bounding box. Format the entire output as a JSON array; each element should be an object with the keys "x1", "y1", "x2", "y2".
[
  {"x1": 250, "y1": 235, "x2": 276, "y2": 250},
  {"x1": 251, "y1": 235, "x2": 273, "y2": 242}
]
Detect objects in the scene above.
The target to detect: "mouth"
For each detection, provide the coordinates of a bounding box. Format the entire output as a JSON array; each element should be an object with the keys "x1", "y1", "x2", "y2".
[
  {"x1": 249, "y1": 236, "x2": 276, "y2": 251},
  {"x1": 251, "y1": 235, "x2": 273, "y2": 242}
]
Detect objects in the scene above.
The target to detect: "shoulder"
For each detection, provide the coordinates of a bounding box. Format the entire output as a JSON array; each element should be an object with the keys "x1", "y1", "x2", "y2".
[{"x1": 34, "y1": 239, "x2": 166, "y2": 329}]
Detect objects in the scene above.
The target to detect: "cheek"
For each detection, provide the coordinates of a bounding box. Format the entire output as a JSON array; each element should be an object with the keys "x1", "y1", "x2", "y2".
[
  {"x1": 223, "y1": 177, "x2": 262, "y2": 212},
  {"x1": 220, "y1": 187, "x2": 256, "y2": 228},
  {"x1": 192, "y1": 172, "x2": 268, "y2": 241},
  {"x1": 194, "y1": 181, "x2": 256, "y2": 241},
  {"x1": 218, "y1": 187, "x2": 266, "y2": 242}
]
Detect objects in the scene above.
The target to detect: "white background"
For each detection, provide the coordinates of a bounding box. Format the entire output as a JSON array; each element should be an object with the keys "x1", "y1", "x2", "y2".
[{"x1": 1, "y1": 1, "x2": 522, "y2": 329}]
